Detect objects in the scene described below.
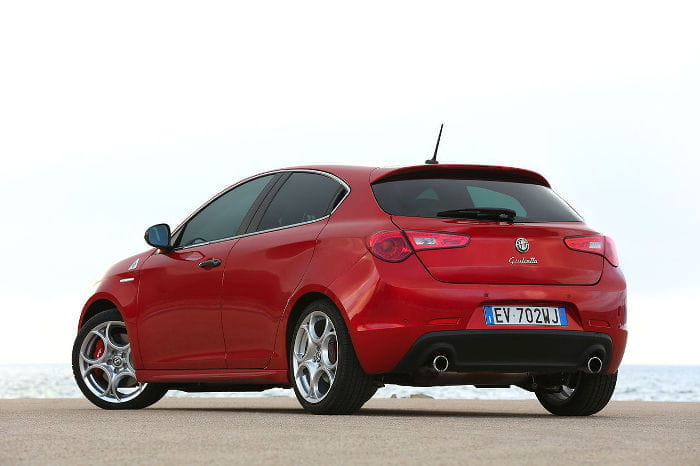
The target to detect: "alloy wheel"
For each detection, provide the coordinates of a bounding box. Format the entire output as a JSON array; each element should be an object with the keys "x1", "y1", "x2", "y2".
[
  {"x1": 78, "y1": 320, "x2": 145, "y2": 403},
  {"x1": 292, "y1": 311, "x2": 339, "y2": 403}
]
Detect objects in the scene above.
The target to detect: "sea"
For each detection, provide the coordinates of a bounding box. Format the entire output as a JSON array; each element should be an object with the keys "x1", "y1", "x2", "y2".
[{"x1": 1, "y1": 364, "x2": 698, "y2": 401}]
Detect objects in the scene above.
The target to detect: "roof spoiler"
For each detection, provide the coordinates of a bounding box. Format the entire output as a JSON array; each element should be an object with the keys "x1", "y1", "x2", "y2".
[{"x1": 370, "y1": 164, "x2": 551, "y2": 187}]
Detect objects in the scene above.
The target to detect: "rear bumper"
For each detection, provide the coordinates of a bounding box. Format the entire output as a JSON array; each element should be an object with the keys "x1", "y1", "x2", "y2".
[
  {"x1": 328, "y1": 254, "x2": 627, "y2": 375},
  {"x1": 392, "y1": 330, "x2": 613, "y2": 374}
]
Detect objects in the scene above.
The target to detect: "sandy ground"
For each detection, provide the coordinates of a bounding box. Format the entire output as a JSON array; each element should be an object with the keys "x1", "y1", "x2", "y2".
[{"x1": 1, "y1": 398, "x2": 698, "y2": 465}]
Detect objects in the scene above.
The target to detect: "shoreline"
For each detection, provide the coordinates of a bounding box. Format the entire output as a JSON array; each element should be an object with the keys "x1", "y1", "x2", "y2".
[
  {"x1": 2, "y1": 398, "x2": 698, "y2": 464},
  {"x1": 3, "y1": 364, "x2": 700, "y2": 403},
  {"x1": 2, "y1": 393, "x2": 700, "y2": 402}
]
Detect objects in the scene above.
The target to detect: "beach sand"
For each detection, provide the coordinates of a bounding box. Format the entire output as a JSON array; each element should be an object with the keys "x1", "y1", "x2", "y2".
[{"x1": 1, "y1": 398, "x2": 698, "y2": 464}]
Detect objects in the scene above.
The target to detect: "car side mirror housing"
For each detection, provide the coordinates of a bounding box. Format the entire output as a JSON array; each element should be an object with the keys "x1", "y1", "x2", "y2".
[{"x1": 144, "y1": 223, "x2": 172, "y2": 250}]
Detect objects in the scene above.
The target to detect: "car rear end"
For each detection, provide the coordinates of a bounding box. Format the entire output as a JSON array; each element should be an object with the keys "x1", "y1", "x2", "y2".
[{"x1": 346, "y1": 165, "x2": 626, "y2": 396}]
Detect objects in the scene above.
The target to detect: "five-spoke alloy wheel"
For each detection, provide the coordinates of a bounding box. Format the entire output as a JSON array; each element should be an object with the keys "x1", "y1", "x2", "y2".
[
  {"x1": 72, "y1": 309, "x2": 166, "y2": 409},
  {"x1": 292, "y1": 311, "x2": 339, "y2": 403},
  {"x1": 290, "y1": 300, "x2": 377, "y2": 414},
  {"x1": 78, "y1": 320, "x2": 144, "y2": 402}
]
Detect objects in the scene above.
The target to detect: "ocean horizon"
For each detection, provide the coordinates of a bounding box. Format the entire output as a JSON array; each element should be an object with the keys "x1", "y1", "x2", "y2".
[{"x1": 1, "y1": 363, "x2": 698, "y2": 402}]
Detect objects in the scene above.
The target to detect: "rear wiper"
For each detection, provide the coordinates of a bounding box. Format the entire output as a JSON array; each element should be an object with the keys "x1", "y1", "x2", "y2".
[{"x1": 436, "y1": 208, "x2": 517, "y2": 222}]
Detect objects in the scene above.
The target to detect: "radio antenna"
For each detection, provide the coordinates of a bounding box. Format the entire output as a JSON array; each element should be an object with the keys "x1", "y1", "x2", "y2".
[{"x1": 425, "y1": 123, "x2": 443, "y2": 164}]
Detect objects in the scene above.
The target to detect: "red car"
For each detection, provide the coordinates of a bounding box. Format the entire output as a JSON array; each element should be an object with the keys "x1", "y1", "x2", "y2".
[{"x1": 73, "y1": 164, "x2": 626, "y2": 415}]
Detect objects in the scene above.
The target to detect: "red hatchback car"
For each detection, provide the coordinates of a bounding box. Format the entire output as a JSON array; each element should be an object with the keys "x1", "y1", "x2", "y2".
[{"x1": 73, "y1": 164, "x2": 626, "y2": 415}]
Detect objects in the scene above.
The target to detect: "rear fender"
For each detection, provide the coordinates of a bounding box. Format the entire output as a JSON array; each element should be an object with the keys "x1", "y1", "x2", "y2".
[{"x1": 325, "y1": 253, "x2": 432, "y2": 374}]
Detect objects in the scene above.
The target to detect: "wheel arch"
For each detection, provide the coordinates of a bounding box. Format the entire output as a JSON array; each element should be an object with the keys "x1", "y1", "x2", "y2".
[
  {"x1": 276, "y1": 252, "x2": 387, "y2": 374},
  {"x1": 283, "y1": 289, "x2": 352, "y2": 363},
  {"x1": 79, "y1": 298, "x2": 122, "y2": 330},
  {"x1": 78, "y1": 294, "x2": 146, "y2": 369},
  {"x1": 286, "y1": 292, "x2": 338, "y2": 346}
]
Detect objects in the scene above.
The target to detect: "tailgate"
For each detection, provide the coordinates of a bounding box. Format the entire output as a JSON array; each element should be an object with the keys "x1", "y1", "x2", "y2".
[{"x1": 391, "y1": 216, "x2": 603, "y2": 285}]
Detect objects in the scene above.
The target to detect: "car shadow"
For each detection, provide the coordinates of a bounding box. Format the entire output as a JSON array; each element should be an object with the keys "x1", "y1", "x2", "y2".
[{"x1": 146, "y1": 406, "x2": 554, "y2": 419}]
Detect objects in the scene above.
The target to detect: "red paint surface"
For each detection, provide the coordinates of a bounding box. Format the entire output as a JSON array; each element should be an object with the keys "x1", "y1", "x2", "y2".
[{"x1": 78, "y1": 164, "x2": 627, "y2": 384}]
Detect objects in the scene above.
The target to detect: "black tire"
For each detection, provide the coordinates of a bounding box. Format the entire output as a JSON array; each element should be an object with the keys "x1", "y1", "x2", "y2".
[
  {"x1": 290, "y1": 299, "x2": 377, "y2": 414},
  {"x1": 536, "y1": 371, "x2": 617, "y2": 416},
  {"x1": 72, "y1": 309, "x2": 167, "y2": 410}
]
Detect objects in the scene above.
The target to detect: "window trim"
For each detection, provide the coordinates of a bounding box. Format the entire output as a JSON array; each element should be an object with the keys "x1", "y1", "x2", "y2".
[
  {"x1": 170, "y1": 169, "x2": 350, "y2": 251},
  {"x1": 170, "y1": 172, "x2": 281, "y2": 249}
]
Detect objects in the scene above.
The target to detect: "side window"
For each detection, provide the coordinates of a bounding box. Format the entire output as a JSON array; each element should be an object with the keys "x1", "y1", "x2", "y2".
[
  {"x1": 177, "y1": 175, "x2": 274, "y2": 247},
  {"x1": 257, "y1": 172, "x2": 345, "y2": 231},
  {"x1": 467, "y1": 186, "x2": 527, "y2": 217}
]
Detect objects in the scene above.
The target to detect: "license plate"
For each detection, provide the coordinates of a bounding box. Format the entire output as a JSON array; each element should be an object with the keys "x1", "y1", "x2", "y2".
[{"x1": 484, "y1": 306, "x2": 568, "y2": 326}]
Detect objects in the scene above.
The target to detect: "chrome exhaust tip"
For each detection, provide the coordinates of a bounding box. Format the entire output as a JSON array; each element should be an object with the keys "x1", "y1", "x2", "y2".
[
  {"x1": 586, "y1": 356, "x2": 603, "y2": 374},
  {"x1": 432, "y1": 355, "x2": 449, "y2": 372}
]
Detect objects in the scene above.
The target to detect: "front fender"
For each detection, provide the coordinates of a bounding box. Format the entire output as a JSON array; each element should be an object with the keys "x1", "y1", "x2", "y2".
[{"x1": 78, "y1": 251, "x2": 151, "y2": 368}]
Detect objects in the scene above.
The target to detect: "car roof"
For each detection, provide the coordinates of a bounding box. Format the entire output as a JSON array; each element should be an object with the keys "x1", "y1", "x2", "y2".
[{"x1": 282, "y1": 164, "x2": 551, "y2": 187}]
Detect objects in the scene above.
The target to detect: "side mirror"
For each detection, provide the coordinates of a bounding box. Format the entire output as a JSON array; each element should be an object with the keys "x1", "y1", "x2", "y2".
[{"x1": 144, "y1": 223, "x2": 172, "y2": 250}]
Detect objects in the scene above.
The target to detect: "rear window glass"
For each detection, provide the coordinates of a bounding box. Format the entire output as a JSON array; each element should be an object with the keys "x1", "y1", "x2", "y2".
[{"x1": 372, "y1": 178, "x2": 581, "y2": 223}]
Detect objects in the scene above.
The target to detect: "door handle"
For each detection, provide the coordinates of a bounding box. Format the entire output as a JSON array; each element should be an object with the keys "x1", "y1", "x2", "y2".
[{"x1": 198, "y1": 258, "x2": 222, "y2": 268}]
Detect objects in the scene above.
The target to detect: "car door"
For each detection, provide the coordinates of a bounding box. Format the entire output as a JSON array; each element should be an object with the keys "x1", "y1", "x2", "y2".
[
  {"x1": 221, "y1": 171, "x2": 348, "y2": 369},
  {"x1": 137, "y1": 174, "x2": 276, "y2": 370}
]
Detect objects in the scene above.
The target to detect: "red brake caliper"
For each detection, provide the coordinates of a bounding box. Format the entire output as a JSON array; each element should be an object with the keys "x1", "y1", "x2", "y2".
[{"x1": 92, "y1": 340, "x2": 105, "y2": 378}]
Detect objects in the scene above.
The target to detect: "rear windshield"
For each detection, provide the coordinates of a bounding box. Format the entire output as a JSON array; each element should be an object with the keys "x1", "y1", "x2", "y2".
[{"x1": 372, "y1": 178, "x2": 582, "y2": 223}]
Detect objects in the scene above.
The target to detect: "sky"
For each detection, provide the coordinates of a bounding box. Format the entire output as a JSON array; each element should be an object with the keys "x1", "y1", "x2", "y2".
[{"x1": 0, "y1": 1, "x2": 698, "y2": 365}]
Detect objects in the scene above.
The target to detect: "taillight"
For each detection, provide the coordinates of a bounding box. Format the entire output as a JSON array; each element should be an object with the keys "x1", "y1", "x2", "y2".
[
  {"x1": 404, "y1": 230, "x2": 470, "y2": 251},
  {"x1": 366, "y1": 230, "x2": 470, "y2": 262},
  {"x1": 564, "y1": 235, "x2": 619, "y2": 267},
  {"x1": 564, "y1": 235, "x2": 604, "y2": 254},
  {"x1": 366, "y1": 231, "x2": 413, "y2": 262},
  {"x1": 604, "y1": 236, "x2": 619, "y2": 267}
]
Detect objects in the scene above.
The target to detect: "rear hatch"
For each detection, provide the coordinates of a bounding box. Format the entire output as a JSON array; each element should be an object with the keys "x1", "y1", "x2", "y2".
[{"x1": 371, "y1": 166, "x2": 603, "y2": 285}]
